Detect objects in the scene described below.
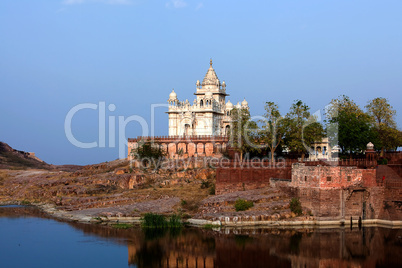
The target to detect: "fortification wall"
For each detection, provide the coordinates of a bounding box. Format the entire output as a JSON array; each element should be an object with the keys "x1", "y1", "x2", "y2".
[
  {"x1": 216, "y1": 167, "x2": 291, "y2": 195},
  {"x1": 290, "y1": 164, "x2": 401, "y2": 220}
]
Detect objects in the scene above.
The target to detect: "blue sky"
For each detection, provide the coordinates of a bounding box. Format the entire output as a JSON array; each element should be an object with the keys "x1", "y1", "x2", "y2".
[{"x1": 0, "y1": 0, "x2": 401, "y2": 165}]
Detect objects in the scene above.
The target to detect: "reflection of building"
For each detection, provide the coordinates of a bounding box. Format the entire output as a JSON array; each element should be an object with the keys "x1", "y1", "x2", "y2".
[
  {"x1": 124, "y1": 227, "x2": 401, "y2": 268},
  {"x1": 127, "y1": 231, "x2": 216, "y2": 267},
  {"x1": 167, "y1": 59, "x2": 248, "y2": 136}
]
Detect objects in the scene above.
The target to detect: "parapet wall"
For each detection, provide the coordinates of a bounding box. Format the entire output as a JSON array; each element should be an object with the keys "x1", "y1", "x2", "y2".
[
  {"x1": 216, "y1": 167, "x2": 291, "y2": 195},
  {"x1": 128, "y1": 135, "x2": 229, "y2": 160},
  {"x1": 215, "y1": 161, "x2": 401, "y2": 220},
  {"x1": 290, "y1": 163, "x2": 378, "y2": 189},
  {"x1": 290, "y1": 164, "x2": 400, "y2": 220}
]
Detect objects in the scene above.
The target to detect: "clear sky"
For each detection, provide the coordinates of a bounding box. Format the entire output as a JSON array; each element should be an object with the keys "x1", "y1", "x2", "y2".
[{"x1": 1, "y1": 0, "x2": 401, "y2": 165}]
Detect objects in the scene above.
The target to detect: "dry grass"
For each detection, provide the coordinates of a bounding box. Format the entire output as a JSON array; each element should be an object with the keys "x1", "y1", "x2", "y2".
[
  {"x1": 122, "y1": 182, "x2": 210, "y2": 214},
  {"x1": 0, "y1": 170, "x2": 9, "y2": 185},
  {"x1": 127, "y1": 183, "x2": 209, "y2": 202}
]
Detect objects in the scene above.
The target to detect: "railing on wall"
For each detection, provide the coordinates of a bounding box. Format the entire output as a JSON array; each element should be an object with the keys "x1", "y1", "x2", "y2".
[
  {"x1": 216, "y1": 159, "x2": 378, "y2": 169},
  {"x1": 128, "y1": 135, "x2": 229, "y2": 143}
]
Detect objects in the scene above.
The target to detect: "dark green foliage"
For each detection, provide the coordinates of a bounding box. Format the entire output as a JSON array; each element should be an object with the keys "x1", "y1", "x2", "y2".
[
  {"x1": 140, "y1": 213, "x2": 182, "y2": 228},
  {"x1": 168, "y1": 214, "x2": 183, "y2": 228},
  {"x1": 326, "y1": 95, "x2": 377, "y2": 156},
  {"x1": 366, "y1": 97, "x2": 400, "y2": 154},
  {"x1": 20, "y1": 200, "x2": 31, "y2": 205},
  {"x1": 202, "y1": 224, "x2": 215, "y2": 229},
  {"x1": 290, "y1": 198, "x2": 302, "y2": 216},
  {"x1": 377, "y1": 158, "x2": 388, "y2": 165},
  {"x1": 111, "y1": 223, "x2": 133, "y2": 229},
  {"x1": 229, "y1": 108, "x2": 260, "y2": 161},
  {"x1": 260, "y1": 101, "x2": 285, "y2": 163},
  {"x1": 200, "y1": 180, "x2": 210, "y2": 189},
  {"x1": 235, "y1": 235, "x2": 253, "y2": 247},
  {"x1": 234, "y1": 198, "x2": 254, "y2": 211},
  {"x1": 201, "y1": 174, "x2": 215, "y2": 195},
  {"x1": 130, "y1": 141, "x2": 166, "y2": 168},
  {"x1": 283, "y1": 100, "x2": 325, "y2": 160},
  {"x1": 141, "y1": 213, "x2": 168, "y2": 228},
  {"x1": 289, "y1": 232, "x2": 303, "y2": 254},
  {"x1": 209, "y1": 184, "x2": 215, "y2": 195}
]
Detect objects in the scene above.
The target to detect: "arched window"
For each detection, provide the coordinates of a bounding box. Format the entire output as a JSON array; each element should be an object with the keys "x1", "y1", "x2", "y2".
[
  {"x1": 184, "y1": 124, "x2": 190, "y2": 136},
  {"x1": 225, "y1": 125, "x2": 231, "y2": 136},
  {"x1": 200, "y1": 100, "x2": 203, "y2": 107}
]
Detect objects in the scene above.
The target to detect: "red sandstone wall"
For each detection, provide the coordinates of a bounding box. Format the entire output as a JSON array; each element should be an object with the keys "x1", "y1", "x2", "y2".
[
  {"x1": 291, "y1": 164, "x2": 390, "y2": 219},
  {"x1": 291, "y1": 164, "x2": 377, "y2": 189},
  {"x1": 216, "y1": 167, "x2": 291, "y2": 194},
  {"x1": 297, "y1": 188, "x2": 341, "y2": 218},
  {"x1": 128, "y1": 140, "x2": 224, "y2": 159}
]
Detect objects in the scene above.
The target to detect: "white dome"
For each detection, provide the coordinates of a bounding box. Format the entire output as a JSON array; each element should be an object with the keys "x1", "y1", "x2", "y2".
[
  {"x1": 241, "y1": 98, "x2": 248, "y2": 107},
  {"x1": 205, "y1": 91, "x2": 213, "y2": 98},
  {"x1": 236, "y1": 102, "x2": 241, "y2": 109},
  {"x1": 226, "y1": 100, "x2": 234, "y2": 109},
  {"x1": 169, "y1": 89, "x2": 177, "y2": 100},
  {"x1": 367, "y1": 142, "x2": 374, "y2": 150}
]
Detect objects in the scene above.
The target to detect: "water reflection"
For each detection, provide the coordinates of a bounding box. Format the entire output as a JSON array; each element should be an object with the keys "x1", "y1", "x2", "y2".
[{"x1": 0, "y1": 206, "x2": 401, "y2": 268}]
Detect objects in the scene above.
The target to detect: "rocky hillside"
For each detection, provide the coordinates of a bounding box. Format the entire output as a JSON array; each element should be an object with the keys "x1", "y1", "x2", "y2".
[
  {"x1": 0, "y1": 143, "x2": 300, "y2": 221},
  {"x1": 0, "y1": 141, "x2": 53, "y2": 170}
]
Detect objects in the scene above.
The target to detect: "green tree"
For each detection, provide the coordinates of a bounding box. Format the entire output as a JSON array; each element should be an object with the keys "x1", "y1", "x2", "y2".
[
  {"x1": 131, "y1": 141, "x2": 166, "y2": 168},
  {"x1": 284, "y1": 100, "x2": 325, "y2": 160},
  {"x1": 326, "y1": 95, "x2": 375, "y2": 157},
  {"x1": 229, "y1": 107, "x2": 259, "y2": 161},
  {"x1": 261, "y1": 101, "x2": 285, "y2": 163},
  {"x1": 365, "y1": 97, "x2": 400, "y2": 155}
]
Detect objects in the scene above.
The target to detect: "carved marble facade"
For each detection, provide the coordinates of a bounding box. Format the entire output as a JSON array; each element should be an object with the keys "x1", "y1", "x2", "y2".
[{"x1": 167, "y1": 60, "x2": 249, "y2": 136}]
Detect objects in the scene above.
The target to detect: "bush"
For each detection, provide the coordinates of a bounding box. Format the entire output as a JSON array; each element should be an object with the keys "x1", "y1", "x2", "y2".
[
  {"x1": 209, "y1": 184, "x2": 215, "y2": 195},
  {"x1": 111, "y1": 223, "x2": 133, "y2": 229},
  {"x1": 378, "y1": 158, "x2": 388, "y2": 165},
  {"x1": 21, "y1": 200, "x2": 31, "y2": 205},
  {"x1": 168, "y1": 214, "x2": 183, "y2": 228},
  {"x1": 141, "y1": 213, "x2": 183, "y2": 228},
  {"x1": 131, "y1": 141, "x2": 166, "y2": 169},
  {"x1": 200, "y1": 180, "x2": 210, "y2": 189},
  {"x1": 234, "y1": 198, "x2": 254, "y2": 211},
  {"x1": 141, "y1": 213, "x2": 168, "y2": 228},
  {"x1": 290, "y1": 198, "x2": 302, "y2": 216}
]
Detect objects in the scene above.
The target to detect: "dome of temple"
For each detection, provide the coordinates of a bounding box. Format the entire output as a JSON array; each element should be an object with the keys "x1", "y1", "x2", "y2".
[
  {"x1": 226, "y1": 100, "x2": 234, "y2": 109},
  {"x1": 202, "y1": 59, "x2": 220, "y2": 86},
  {"x1": 169, "y1": 89, "x2": 177, "y2": 99},
  {"x1": 367, "y1": 142, "x2": 374, "y2": 150},
  {"x1": 241, "y1": 98, "x2": 248, "y2": 107}
]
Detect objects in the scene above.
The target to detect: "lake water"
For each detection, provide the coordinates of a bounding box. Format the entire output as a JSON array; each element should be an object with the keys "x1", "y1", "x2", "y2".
[{"x1": 0, "y1": 206, "x2": 401, "y2": 268}]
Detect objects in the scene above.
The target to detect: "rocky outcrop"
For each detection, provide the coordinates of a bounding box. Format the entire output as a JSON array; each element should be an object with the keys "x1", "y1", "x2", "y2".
[{"x1": 0, "y1": 141, "x2": 51, "y2": 169}]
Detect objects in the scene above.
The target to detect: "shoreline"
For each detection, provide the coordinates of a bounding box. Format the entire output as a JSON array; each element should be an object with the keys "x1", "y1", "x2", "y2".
[{"x1": 2, "y1": 201, "x2": 401, "y2": 229}]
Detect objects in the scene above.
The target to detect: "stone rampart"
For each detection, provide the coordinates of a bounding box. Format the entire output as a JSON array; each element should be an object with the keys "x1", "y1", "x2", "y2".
[{"x1": 216, "y1": 166, "x2": 291, "y2": 194}]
